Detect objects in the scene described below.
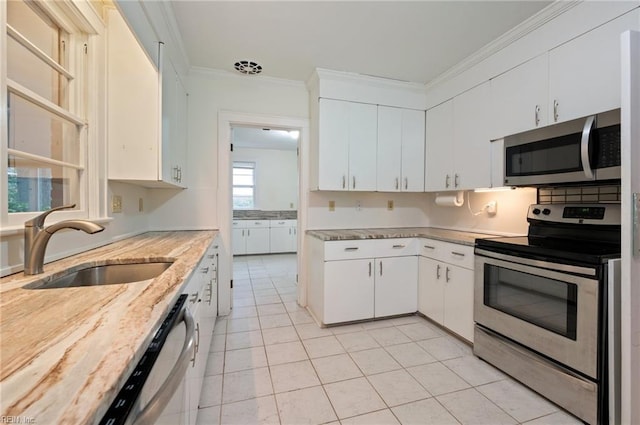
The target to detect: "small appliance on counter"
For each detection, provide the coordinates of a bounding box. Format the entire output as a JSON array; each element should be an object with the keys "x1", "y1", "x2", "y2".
[{"x1": 474, "y1": 203, "x2": 621, "y2": 424}]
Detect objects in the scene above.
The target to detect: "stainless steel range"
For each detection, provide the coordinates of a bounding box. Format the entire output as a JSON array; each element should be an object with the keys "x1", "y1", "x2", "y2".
[{"x1": 474, "y1": 203, "x2": 621, "y2": 425}]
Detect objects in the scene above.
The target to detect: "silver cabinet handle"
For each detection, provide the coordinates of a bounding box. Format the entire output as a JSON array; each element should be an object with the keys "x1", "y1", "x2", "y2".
[
  {"x1": 392, "y1": 244, "x2": 405, "y2": 249},
  {"x1": 445, "y1": 174, "x2": 450, "y2": 188},
  {"x1": 436, "y1": 264, "x2": 441, "y2": 279},
  {"x1": 368, "y1": 262, "x2": 372, "y2": 277},
  {"x1": 247, "y1": 229, "x2": 250, "y2": 237},
  {"x1": 191, "y1": 322, "x2": 200, "y2": 367},
  {"x1": 344, "y1": 247, "x2": 359, "y2": 251},
  {"x1": 289, "y1": 228, "x2": 292, "y2": 235},
  {"x1": 535, "y1": 105, "x2": 541, "y2": 126},
  {"x1": 454, "y1": 174, "x2": 459, "y2": 188},
  {"x1": 352, "y1": 176, "x2": 356, "y2": 189},
  {"x1": 379, "y1": 260, "x2": 383, "y2": 276},
  {"x1": 580, "y1": 115, "x2": 596, "y2": 179},
  {"x1": 404, "y1": 177, "x2": 408, "y2": 190},
  {"x1": 241, "y1": 229, "x2": 245, "y2": 237},
  {"x1": 189, "y1": 293, "x2": 199, "y2": 304},
  {"x1": 553, "y1": 99, "x2": 559, "y2": 122},
  {"x1": 446, "y1": 267, "x2": 451, "y2": 282},
  {"x1": 200, "y1": 266, "x2": 210, "y2": 273},
  {"x1": 133, "y1": 306, "x2": 195, "y2": 425},
  {"x1": 207, "y1": 254, "x2": 215, "y2": 259},
  {"x1": 451, "y1": 251, "x2": 466, "y2": 257},
  {"x1": 423, "y1": 245, "x2": 435, "y2": 250},
  {"x1": 342, "y1": 175, "x2": 346, "y2": 189},
  {"x1": 395, "y1": 177, "x2": 399, "y2": 190}
]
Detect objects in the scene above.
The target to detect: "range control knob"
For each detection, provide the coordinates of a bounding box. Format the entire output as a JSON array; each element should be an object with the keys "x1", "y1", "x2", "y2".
[
  {"x1": 542, "y1": 208, "x2": 551, "y2": 215},
  {"x1": 532, "y1": 208, "x2": 541, "y2": 215}
]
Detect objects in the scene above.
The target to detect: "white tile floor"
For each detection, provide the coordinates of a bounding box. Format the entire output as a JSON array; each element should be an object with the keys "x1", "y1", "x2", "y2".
[{"x1": 196, "y1": 254, "x2": 583, "y2": 425}]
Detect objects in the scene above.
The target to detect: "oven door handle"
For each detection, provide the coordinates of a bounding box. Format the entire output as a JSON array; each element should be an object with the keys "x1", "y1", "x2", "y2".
[
  {"x1": 133, "y1": 306, "x2": 196, "y2": 425},
  {"x1": 475, "y1": 248, "x2": 597, "y2": 277},
  {"x1": 580, "y1": 115, "x2": 596, "y2": 180}
]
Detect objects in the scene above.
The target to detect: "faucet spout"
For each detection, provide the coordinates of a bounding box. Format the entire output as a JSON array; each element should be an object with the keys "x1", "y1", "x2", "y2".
[{"x1": 24, "y1": 205, "x2": 105, "y2": 275}]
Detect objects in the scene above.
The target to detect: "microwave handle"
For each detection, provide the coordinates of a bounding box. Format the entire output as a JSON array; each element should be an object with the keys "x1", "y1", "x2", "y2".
[{"x1": 580, "y1": 115, "x2": 596, "y2": 179}]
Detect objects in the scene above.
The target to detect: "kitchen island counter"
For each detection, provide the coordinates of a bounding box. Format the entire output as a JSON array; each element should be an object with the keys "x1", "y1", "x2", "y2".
[
  {"x1": 306, "y1": 227, "x2": 501, "y2": 246},
  {"x1": 0, "y1": 230, "x2": 217, "y2": 425}
]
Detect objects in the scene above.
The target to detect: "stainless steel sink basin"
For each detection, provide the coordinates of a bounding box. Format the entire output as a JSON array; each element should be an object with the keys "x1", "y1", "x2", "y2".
[{"x1": 24, "y1": 262, "x2": 174, "y2": 289}]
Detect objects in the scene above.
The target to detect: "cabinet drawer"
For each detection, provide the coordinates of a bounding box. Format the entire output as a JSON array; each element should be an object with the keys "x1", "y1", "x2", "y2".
[
  {"x1": 232, "y1": 220, "x2": 247, "y2": 228},
  {"x1": 420, "y1": 238, "x2": 474, "y2": 270},
  {"x1": 324, "y1": 240, "x2": 378, "y2": 261},
  {"x1": 245, "y1": 220, "x2": 270, "y2": 228},
  {"x1": 270, "y1": 219, "x2": 296, "y2": 228},
  {"x1": 375, "y1": 238, "x2": 418, "y2": 257}
]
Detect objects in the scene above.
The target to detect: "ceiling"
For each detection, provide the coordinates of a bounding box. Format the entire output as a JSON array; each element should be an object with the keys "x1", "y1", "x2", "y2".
[{"x1": 170, "y1": 1, "x2": 552, "y2": 85}]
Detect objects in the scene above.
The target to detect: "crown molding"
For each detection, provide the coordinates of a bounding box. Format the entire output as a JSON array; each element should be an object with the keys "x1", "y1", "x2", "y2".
[
  {"x1": 190, "y1": 67, "x2": 307, "y2": 89},
  {"x1": 309, "y1": 68, "x2": 427, "y2": 93},
  {"x1": 157, "y1": 1, "x2": 191, "y2": 72},
  {"x1": 424, "y1": 0, "x2": 581, "y2": 90}
]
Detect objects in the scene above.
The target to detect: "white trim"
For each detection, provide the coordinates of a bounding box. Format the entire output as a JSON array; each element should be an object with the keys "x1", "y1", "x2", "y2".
[
  {"x1": 158, "y1": 1, "x2": 191, "y2": 72},
  {"x1": 7, "y1": 79, "x2": 86, "y2": 126},
  {"x1": 7, "y1": 149, "x2": 85, "y2": 170},
  {"x1": 424, "y1": 1, "x2": 581, "y2": 91},
  {"x1": 191, "y1": 66, "x2": 307, "y2": 89},
  {"x1": 218, "y1": 111, "x2": 310, "y2": 316},
  {"x1": 7, "y1": 24, "x2": 75, "y2": 81}
]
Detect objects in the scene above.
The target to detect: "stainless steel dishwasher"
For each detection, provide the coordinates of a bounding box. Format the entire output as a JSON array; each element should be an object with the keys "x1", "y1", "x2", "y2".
[{"x1": 100, "y1": 294, "x2": 195, "y2": 425}]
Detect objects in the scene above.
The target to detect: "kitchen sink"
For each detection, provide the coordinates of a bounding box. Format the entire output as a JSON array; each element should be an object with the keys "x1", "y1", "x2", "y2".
[{"x1": 23, "y1": 262, "x2": 174, "y2": 289}]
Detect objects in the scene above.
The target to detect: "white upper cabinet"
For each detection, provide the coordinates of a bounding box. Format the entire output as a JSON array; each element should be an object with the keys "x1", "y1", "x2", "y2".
[
  {"x1": 107, "y1": 8, "x2": 187, "y2": 189},
  {"x1": 160, "y1": 53, "x2": 188, "y2": 188},
  {"x1": 548, "y1": 9, "x2": 640, "y2": 125},
  {"x1": 425, "y1": 82, "x2": 491, "y2": 191},
  {"x1": 317, "y1": 99, "x2": 377, "y2": 191},
  {"x1": 490, "y1": 53, "x2": 549, "y2": 140},
  {"x1": 377, "y1": 107, "x2": 425, "y2": 192}
]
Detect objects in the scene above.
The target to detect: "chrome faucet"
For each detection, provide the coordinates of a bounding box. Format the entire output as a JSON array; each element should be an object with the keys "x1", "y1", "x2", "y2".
[{"x1": 24, "y1": 204, "x2": 105, "y2": 275}]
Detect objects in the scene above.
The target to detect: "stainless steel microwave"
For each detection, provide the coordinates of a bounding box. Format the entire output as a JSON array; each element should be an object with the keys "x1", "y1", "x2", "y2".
[{"x1": 503, "y1": 109, "x2": 621, "y2": 186}]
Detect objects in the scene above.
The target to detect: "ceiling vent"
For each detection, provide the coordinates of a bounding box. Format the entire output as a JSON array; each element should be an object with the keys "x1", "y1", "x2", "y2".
[{"x1": 234, "y1": 60, "x2": 262, "y2": 75}]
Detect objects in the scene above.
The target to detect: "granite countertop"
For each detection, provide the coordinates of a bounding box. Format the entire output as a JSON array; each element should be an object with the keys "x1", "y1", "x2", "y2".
[
  {"x1": 0, "y1": 230, "x2": 217, "y2": 425},
  {"x1": 305, "y1": 227, "x2": 502, "y2": 246}
]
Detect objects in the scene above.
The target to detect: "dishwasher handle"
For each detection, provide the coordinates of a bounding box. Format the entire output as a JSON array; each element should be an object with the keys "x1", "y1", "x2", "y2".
[{"x1": 133, "y1": 306, "x2": 196, "y2": 425}]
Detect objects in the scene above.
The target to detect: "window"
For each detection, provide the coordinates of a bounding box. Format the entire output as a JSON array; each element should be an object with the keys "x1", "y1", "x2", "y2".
[
  {"x1": 233, "y1": 162, "x2": 255, "y2": 209},
  {"x1": 4, "y1": 0, "x2": 91, "y2": 224}
]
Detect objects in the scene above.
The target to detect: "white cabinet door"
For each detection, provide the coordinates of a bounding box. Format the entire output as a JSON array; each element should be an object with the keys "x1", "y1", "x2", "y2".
[
  {"x1": 374, "y1": 256, "x2": 418, "y2": 317},
  {"x1": 425, "y1": 100, "x2": 454, "y2": 191},
  {"x1": 401, "y1": 108, "x2": 426, "y2": 192},
  {"x1": 245, "y1": 227, "x2": 270, "y2": 254},
  {"x1": 418, "y1": 256, "x2": 445, "y2": 324},
  {"x1": 443, "y1": 265, "x2": 474, "y2": 343},
  {"x1": 348, "y1": 102, "x2": 378, "y2": 191},
  {"x1": 549, "y1": 9, "x2": 640, "y2": 124},
  {"x1": 324, "y1": 259, "x2": 374, "y2": 324},
  {"x1": 377, "y1": 106, "x2": 403, "y2": 192},
  {"x1": 161, "y1": 56, "x2": 187, "y2": 187},
  {"x1": 490, "y1": 53, "x2": 549, "y2": 139},
  {"x1": 232, "y1": 228, "x2": 246, "y2": 255},
  {"x1": 453, "y1": 81, "x2": 491, "y2": 190},
  {"x1": 270, "y1": 226, "x2": 291, "y2": 253},
  {"x1": 318, "y1": 99, "x2": 350, "y2": 190}
]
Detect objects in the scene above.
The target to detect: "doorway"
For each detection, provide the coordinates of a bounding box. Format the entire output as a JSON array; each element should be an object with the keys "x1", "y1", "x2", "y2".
[{"x1": 217, "y1": 112, "x2": 309, "y2": 317}]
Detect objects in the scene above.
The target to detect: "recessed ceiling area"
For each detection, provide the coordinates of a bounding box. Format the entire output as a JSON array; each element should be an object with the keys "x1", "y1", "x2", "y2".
[
  {"x1": 170, "y1": 1, "x2": 552, "y2": 84},
  {"x1": 232, "y1": 126, "x2": 299, "y2": 151}
]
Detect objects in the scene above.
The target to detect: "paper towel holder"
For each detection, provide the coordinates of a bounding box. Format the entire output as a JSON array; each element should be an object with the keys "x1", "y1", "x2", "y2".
[{"x1": 434, "y1": 191, "x2": 464, "y2": 207}]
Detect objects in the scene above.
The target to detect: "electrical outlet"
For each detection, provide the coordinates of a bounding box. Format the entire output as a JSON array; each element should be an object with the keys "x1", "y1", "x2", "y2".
[
  {"x1": 356, "y1": 200, "x2": 362, "y2": 211},
  {"x1": 139, "y1": 198, "x2": 144, "y2": 212},
  {"x1": 486, "y1": 200, "x2": 497, "y2": 215},
  {"x1": 387, "y1": 200, "x2": 394, "y2": 211},
  {"x1": 328, "y1": 200, "x2": 335, "y2": 212},
  {"x1": 290, "y1": 202, "x2": 294, "y2": 209},
  {"x1": 112, "y1": 195, "x2": 122, "y2": 213}
]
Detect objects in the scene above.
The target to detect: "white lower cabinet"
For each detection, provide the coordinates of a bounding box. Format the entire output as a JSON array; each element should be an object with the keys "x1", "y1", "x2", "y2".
[
  {"x1": 232, "y1": 220, "x2": 270, "y2": 255},
  {"x1": 418, "y1": 238, "x2": 474, "y2": 342},
  {"x1": 308, "y1": 238, "x2": 418, "y2": 325},
  {"x1": 269, "y1": 220, "x2": 297, "y2": 253},
  {"x1": 180, "y1": 238, "x2": 219, "y2": 425}
]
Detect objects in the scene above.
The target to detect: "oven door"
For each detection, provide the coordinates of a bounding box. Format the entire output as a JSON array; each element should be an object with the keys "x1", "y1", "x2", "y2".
[{"x1": 474, "y1": 250, "x2": 600, "y2": 379}]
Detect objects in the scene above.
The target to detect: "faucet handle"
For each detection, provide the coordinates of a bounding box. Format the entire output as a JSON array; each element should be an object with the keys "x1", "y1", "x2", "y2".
[{"x1": 25, "y1": 204, "x2": 77, "y2": 229}]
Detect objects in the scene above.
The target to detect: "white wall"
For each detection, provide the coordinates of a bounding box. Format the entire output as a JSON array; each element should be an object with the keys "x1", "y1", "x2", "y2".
[
  {"x1": 233, "y1": 147, "x2": 298, "y2": 211},
  {"x1": 1, "y1": 182, "x2": 151, "y2": 276},
  {"x1": 148, "y1": 69, "x2": 308, "y2": 231}
]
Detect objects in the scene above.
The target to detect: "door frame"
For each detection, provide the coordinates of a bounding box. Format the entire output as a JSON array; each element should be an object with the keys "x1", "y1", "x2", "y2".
[{"x1": 217, "y1": 111, "x2": 310, "y2": 316}]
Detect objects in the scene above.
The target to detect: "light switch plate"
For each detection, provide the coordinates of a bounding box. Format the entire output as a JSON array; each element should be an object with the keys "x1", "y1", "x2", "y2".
[{"x1": 387, "y1": 200, "x2": 394, "y2": 211}]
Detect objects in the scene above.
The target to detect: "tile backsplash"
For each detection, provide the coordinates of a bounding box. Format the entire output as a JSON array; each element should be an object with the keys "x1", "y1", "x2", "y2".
[
  {"x1": 233, "y1": 210, "x2": 297, "y2": 220},
  {"x1": 537, "y1": 185, "x2": 621, "y2": 204}
]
